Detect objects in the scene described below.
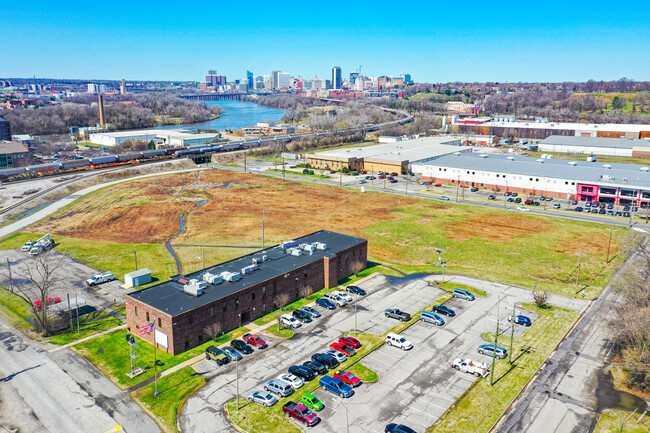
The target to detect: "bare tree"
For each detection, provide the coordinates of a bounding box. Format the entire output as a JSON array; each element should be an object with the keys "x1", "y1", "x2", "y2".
[
  {"x1": 274, "y1": 293, "x2": 291, "y2": 311},
  {"x1": 350, "y1": 261, "x2": 365, "y2": 278},
  {"x1": 532, "y1": 289, "x2": 548, "y2": 308},
  {"x1": 1, "y1": 251, "x2": 67, "y2": 336},
  {"x1": 203, "y1": 322, "x2": 223, "y2": 341},
  {"x1": 299, "y1": 285, "x2": 315, "y2": 300}
]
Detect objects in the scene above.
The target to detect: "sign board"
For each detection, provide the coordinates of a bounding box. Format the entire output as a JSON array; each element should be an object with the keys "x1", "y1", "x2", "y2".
[{"x1": 155, "y1": 330, "x2": 168, "y2": 348}]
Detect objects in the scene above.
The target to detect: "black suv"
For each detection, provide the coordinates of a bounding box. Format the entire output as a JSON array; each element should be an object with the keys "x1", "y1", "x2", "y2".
[
  {"x1": 288, "y1": 365, "x2": 317, "y2": 381},
  {"x1": 432, "y1": 305, "x2": 456, "y2": 317},
  {"x1": 292, "y1": 309, "x2": 313, "y2": 323},
  {"x1": 311, "y1": 353, "x2": 340, "y2": 369},
  {"x1": 303, "y1": 361, "x2": 328, "y2": 375},
  {"x1": 230, "y1": 339, "x2": 254, "y2": 355}
]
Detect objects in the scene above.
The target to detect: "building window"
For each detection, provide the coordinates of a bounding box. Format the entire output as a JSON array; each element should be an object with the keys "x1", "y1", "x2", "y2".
[
  {"x1": 135, "y1": 307, "x2": 138, "y2": 316},
  {"x1": 572, "y1": 182, "x2": 575, "y2": 186},
  {"x1": 536, "y1": 178, "x2": 539, "y2": 182},
  {"x1": 185, "y1": 341, "x2": 189, "y2": 349},
  {"x1": 198, "y1": 334, "x2": 203, "y2": 343},
  {"x1": 565, "y1": 181, "x2": 568, "y2": 185},
  {"x1": 158, "y1": 318, "x2": 162, "y2": 328},
  {"x1": 252, "y1": 292, "x2": 256, "y2": 300},
  {"x1": 496, "y1": 174, "x2": 500, "y2": 178},
  {"x1": 146, "y1": 312, "x2": 149, "y2": 322},
  {"x1": 223, "y1": 302, "x2": 227, "y2": 312}
]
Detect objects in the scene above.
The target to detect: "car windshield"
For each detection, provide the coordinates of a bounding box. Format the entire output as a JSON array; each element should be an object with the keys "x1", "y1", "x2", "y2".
[{"x1": 399, "y1": 337, "x2": 406, "y2": 343}]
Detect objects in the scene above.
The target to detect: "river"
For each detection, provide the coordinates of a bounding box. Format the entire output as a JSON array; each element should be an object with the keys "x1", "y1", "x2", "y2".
[{"x1": 156, "y1": 100, "x2": 285, "y2": 132}]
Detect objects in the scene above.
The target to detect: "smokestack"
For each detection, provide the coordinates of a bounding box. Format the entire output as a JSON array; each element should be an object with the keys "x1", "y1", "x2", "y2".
[
  {"x1": 98, "y1": 94, "x2": 105, "y2": 128},
  {"x1": 120, "y1": 79, "x2": 126, "y2": 95}
]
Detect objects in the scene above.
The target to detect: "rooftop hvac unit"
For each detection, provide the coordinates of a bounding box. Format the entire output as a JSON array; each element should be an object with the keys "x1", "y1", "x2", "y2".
[
  {"x1": 262, "y1": 254, "x2": 268, "y2": 261},
  {"x1": 314, "y1": 242, "x2": 327, "y2": 250},
  {"x1": 479, "y1": 154, "x2": 488, "y2": 158},
  {"x1": 221, "y1": 271, "x2": 241, "y2": 282},
  {"x1": 640, "y1": 167, "x2": 649, "y2": 172},
  {"x1": 506, "y1": 156, "x2": 515, "y2": 160},
  {"x1": 279, "y1": 240, "x2": 297, "y2": 250},
  {"x1": 241, "y1": 264, "x2": 258, "y2": 275},
  {"x1": 184, "y1": 279, "x2": 206, "y2": 296},
  {"x1": 290, "y1": 249, "x2": 303, "y2": 257},
  {"x1": 299, "y1": 243, "x2": 315, "y2": 254},
  {"x1": 603, "y1": 164, "x2": 612, "y2": 169},
  {"x1": 203, "y1": 272, "x2": 223, "y2": 285},
  {"x1": 252, "y1": 258, "x2": 259, "y2": 265},
  {"x1": 536, "y1": 159, "x2": 544, "y2": 163},
  {"x1": 568, "y1": 161, "x2": 578, "y2": 166}
]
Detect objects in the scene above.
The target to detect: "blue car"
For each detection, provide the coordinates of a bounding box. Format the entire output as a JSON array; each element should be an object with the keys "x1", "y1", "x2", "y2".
[
  {"x1": 316, "y1": 297, "x2": 337, "y2": 309},
  {"x1": 319, "y1": 376, "x2": 354, "y2": 398},
  {"x1": 508, "y1": 314, "x2": 532, "y2": 327},
  {"x1": 222, "y1": 347, "x2": 243, "y2": 361}
]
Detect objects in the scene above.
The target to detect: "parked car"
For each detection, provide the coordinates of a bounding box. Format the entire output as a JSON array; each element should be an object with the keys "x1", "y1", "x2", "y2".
[
  {"x1": 325, "y1": 349, "x2": 347, "y2": 362},
  {"x1": 420, "y1": 311, "x2": 445, "y2": 326},
  {"x1": 575, "y1": 206, "x2": 584, "y2": 212},
  {"x1": 282, "y1": 401, "x2": 320, "y2": 426},
  {"x1": 434, "y1": 183, "x2": 442, "y2": 187},
  {"x1": 607, "y1": 203, "x2": 614, "y2": 209},
  {"x1": 32, "y1": 297, "x2": 62, "y2": 308},
  {"x1": 389, "y1": 179, "x2": 398, "y2": 183},
  {"x1": 378, "y1": 174, "x2": 386, "y2": 179},
  {"x1": 451, "y1": 358, "x2": 489, "y2": 378},
  {"x1": 316, "y1": 297, "x2": 336, "y2": 309},
  {"x1": 333, "y1": 370, "x2": 362, "y2": 387},
  {"x1": 470, "y1": 187, "x2": 479, "y2": 192},
  {"x1": 511, "y1": 192, "x2": 518, "y2": 197},
  {"x1": 385, "y1": 424, "x2": 417, "y2": 433},
  {"x1": 546, "y1": 196, "x2": 553, "y2": 201},
  {"x1": 230, "y1": 339, "x2": 253, "y2": 355},
  {"x1": 615, "y1": 211, "x2": 623, "y2": 216},
  {"x1": 288, "y1": 365, "x2": 317, "y2": 381},
  {"x1": 385, "y1": 308, "x2": 412, "y2": 322},
  {"x1": 516, "y1": 206, "x2": 529, "y2": 212},
  {"x1": 358, "y1": 180, "x2": 366, "y2": 184},
  {"x1": 540, "y1": 195, "x2": 546, "y2": 201},
  {"x1": 390, "y1": 172, "x2": 398, "y2": 176},
  {"x1": 85, "y1": 272, "x2": 115, "y2": 287},
  {"x1": 477, "y1": 344, "x2": 508, "y2": 359},
  {"x1": 292, "y1": 309, "x2": 313, "y2": 323},
  {"x1": 507, "y1": 198, "x2": 514, "y2": 202},
  {"x1": 243, "y1": 333, "x2": 268, "y2": 349},
  {"x1": 222, "y1": 347, "x2": 242, "y2": 362},
  {"x1": 300, "y1": 306, "x2": 321, "y2": 318},
  {"x1": 533, "y1": 201, "x2": 540, "y2": 206},
  {"x1": 280, "y1": 314, "x2": 302, "y2": 328},
  {"x1": 508, "y1": 314, "x2": 532, "y2": 326},
  {"x1": 624, "y1": 206, "x2": 631, "y2": 211},
  {"x1": 312, "y1": 353, "x2": 340, "y2": 369},
  {"x1": 360, "y1": 170, "x2": 367, "y2": 174},
  {"x1": 301, "y1": 393, "x2": 324, "y2": 411},
  {"x1": 514, "y1": 197, "x2": 522, "y2": 203},
  {"x1": 278, "y1": 373, "x2": 304, "y2": 389},
  {"x1": 332, "y1": 290, "x2": 353, "y2": 303},
  {"x1": 572, "y1": 200, "x2": 578, "y2": 205},
  {"x1": 339, "y1": 336, "x2": 362, "y2": 348},
  {"x1": 319, "y1": 376, "x2": 354, "y2": 398},
  {"x1": 524, "y1": 199, "x2": 533, "y2": 205},
  {"x1": 585, "y1": 202, "x2": 592, "y2": 207},
  {"x1": 624, "y1": 211, "x2": 631, "y2": 217},
  {"x1": 438, "y1": 196, "x2": 451, "y2": 201},
  {"x1": 247, "y1": 390, "x2": 277, "y2": 407},
  {"x1": 607, "y1": 210, "x2": 614, "y2": 215},
  {"x1": 599, "y1": 209, "x2": 606, "y2": 214},
  {"x1": 452, "y1": 288, "x2": 475, "y2": 301},
  {"x1": 346, "y1": 285, "x2": 366, "y2": 295},
  {"x1": 303, "y1": 361, "x2": 328, "y2": 375},
  {"x1": 205, "y1": 346, "x2": 230, "y2": 366},
  {"x1": 488, "y1": 195, "x2": 496, "y2": 200},
  {"x1": 385, "y1": 332, "x2": 413, "y2": 350},
  {"x1": 432, "y1": 305, "x2": 456, "y2": 317},
  {"x1": 504, "y1": 191, "x2": 512, "y2": 196},
  {"x1": 323, "y1": 292, "x2": 347, "y2": 307},
  {"x1": 329, "y1": 342, "x2": 357, "y2": 356},
  {"x1": 264, "y1": 379, "x2": 295, "y2": 397}
]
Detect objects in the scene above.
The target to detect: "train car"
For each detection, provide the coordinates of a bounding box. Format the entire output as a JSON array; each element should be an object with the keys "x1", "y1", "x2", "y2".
[
  {"x1": 26, "y1": 163, "x2": 59, "y2": 175},
  {"x1": 165, "y1": 146, "x2": 186, "y2": 155},
  {"x1": 59, "y1": 159, "x2": 91, "y2": 169},
  {"x1": 221, "y1": 143, "x2": 242, "y2": 151},
  {"x1": 175, "y1": 148, "x2": 202, "y2": 157},
  {"x1": 0, "y1": 166, "x2": 26, "y2": 179},
  {"x1": 90, "y1": 155, "x2": 118, "y2": 165},
  {"x1": 205, "y1": 145, "x2": 223, "y2": 152},
  {"x1": 198, "y1": 146, "x2": 211, "y2": 153},
  {"x1": 117, "y1": 153, "x2": 140, "y2": 162},
  {"x1": 141, "y1": 150, "x2": 166, "y2": 159}
]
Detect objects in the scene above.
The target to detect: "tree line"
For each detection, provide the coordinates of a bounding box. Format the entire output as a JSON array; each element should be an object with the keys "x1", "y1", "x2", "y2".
[{"x1": 0, "y1": 94, "x2": 222, "y2": 136}]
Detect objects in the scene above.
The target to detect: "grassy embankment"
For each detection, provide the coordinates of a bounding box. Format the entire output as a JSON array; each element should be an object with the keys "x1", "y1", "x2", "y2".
[
  {"x1": 429, "y1": 303, "x2": 580, "y2": 433},
  {"x1": 130, "y1": 366, "x2": 205, "y2": 433},
  {"x1": 72, "y1": 325, "x2": 249, "y2": 389},
  {"x1": 592, "y1": 409, "x2": 650, "y2": 433}
]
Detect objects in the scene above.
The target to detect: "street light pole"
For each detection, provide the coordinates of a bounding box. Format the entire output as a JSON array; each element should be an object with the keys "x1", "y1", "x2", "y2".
[
  {"x1": 236, "y1": 357, "x2": 240, "y2": 417},
  {"x1": 456, "y1": 175, "x2": 460, "y2": 203},
  {"x1": 509, "y1": 303, "x2": 515, "y2": 364},
  {"x1": 490, "y1": 298, "x2": 500, "y2": 386},
  {"x1": 131, "y1": 250, "x2": 138, "y2": 270},
  {"x1": 605, "y1": 228, "x2": 616, "y2": 264},
  {"x1": 575, "y1": 250, "x2": 586, "y2": 294},
  {"x1": 354, "y1": 292, "x2": 358, "y2": 334}
]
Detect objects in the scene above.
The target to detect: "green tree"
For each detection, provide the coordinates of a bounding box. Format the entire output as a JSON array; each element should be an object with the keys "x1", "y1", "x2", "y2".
[{"x1": 612, "y1": 96, "x2": 626, "y2": 110}]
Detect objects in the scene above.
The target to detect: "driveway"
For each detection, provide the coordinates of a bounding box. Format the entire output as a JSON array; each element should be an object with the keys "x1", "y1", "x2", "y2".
[{"x1": 180, "y1": 273, "x2": 588, "y2": 433}]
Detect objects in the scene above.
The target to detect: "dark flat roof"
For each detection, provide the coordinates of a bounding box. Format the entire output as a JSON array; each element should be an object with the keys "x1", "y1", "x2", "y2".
[{"x1": 127, "y1": 230, "x2": 366, "y2": 317}]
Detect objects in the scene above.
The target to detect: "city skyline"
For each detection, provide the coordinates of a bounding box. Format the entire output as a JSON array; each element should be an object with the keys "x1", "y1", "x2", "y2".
[{"x1": 1, "y1": 1, "x2": 650, "y2": 83}]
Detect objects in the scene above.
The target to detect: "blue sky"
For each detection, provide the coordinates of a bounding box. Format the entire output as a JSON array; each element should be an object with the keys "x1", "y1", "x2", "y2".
[{"x1": 1, "y1": 1, "x2": 649, "y2": 83}]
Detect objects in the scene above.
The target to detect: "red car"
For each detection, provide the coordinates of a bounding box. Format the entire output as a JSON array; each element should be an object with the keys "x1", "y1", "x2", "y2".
[
  {"x1": 329, "y1": 342, "x2": 356, "y2": 356},
  {"x1": 434, "y1": 183, "x2": 442, "y2": 187},
  {"x1": 359, "y1": 170, "x2": 367, "y2": 174},
  {"x1": 33, "y1": 297, "x2": 62, "y2": 309},
  {"x1": 378, "y1": 175, "x2": 386, "y2": 179},
  {"x1": 333, "y1": 370, "x2": 362, "y2": 387},
  {"x1": 339, "y1": 336, "x2": 362, "y2": 349},
  {"x1": 243, "y1": 333, "x2": 268, "y2": 349}
]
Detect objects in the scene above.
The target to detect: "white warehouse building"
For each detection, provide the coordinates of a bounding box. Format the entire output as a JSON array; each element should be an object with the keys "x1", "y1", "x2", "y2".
[
  {"x1": 89, "y1": 128, "x2": 221, "y2": 147},
  {"x1": 538, "y1": 135, "x2": 650, "y2": 158}
]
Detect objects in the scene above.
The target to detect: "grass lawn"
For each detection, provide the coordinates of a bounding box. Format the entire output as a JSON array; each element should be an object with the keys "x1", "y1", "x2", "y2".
[
  {"x1": 429, "y1": 303, "x2": 580, "y2": 433},
  {"x1": 267, "y1": 168, "x2": 331, "y2": 179},
  {"x1": 0, "y1": 232, "x2": 176, "y2": 287},
  {"x1": 73, "y1": 325, "x2": 249, "y2": 389},
  {"x1": 593, "y1": 408, "x2": 650, "y2": 433},
  {"x1": 263, "y1": 326, "x2": 294, "y2": 338},
  {"x1": 433, "y1": 281, "x2": 487, "y2": 298},
  {"x1": 130, "y1": 366, "x2": 205, "y2": 433},
  {"x1": 0, "y1": 288, "x2": 33, "y2": 333},
  {"x1": 47, "y1": 315, "x2": 124, "y2": 345},
  {"x1": 348, "y1": 362, "x2": 378, "y2": 382}
]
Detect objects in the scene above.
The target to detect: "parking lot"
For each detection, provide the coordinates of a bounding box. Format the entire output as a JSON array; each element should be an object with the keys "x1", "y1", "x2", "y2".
[
  {"x1": 1, "y1": 248, "x2": 127, "y2": 314},
  {"x1": 181, "y1": 274, "x2": 588, "y2": 433}
]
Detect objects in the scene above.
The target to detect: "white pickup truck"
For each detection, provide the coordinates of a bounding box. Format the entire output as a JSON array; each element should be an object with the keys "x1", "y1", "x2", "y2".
[
  {"x1": 85, "y1": 272, "x2": 115, "y2": 286},
  {"x1": 451, "y1": 358, "x2": 489, "y2": 378}
]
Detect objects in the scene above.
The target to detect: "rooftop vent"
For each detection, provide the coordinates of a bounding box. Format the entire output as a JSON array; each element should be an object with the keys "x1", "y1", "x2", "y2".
[
  {"x1": 453, "y1": 152, "x2": 461, "y2": 156},
  {"x1": 568, "y1": 161, "x2": 578, "y2": 166},
  {"x1": 603, "y1": 164, "x2": 612, "y2": 169},
  {"x1": 506, "y1": 156, "x2": 515, "y2": 161},
  {"x1": 536, "y1": 159, "x2": 544, "y2": 163},
  {"x1": 641, "y1": 167, "x2": 649, "y2": 172},
  {"x1": 479, "y1": 154, "x2": 488, "y2": 158}
]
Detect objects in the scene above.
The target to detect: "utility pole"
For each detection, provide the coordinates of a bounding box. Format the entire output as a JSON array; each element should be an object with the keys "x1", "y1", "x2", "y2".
[
  {"x1": 131, "y1": 250, "x2": 138, "y2": 270},
  {"x1": 244, "y1": 153, "x2": 247, "y2": 172},
  {"x1": 75, "y1": 293, "x2": 80, "y2": 333},
  {"x1": 262, "y1": 210, "x2": 265, "y2": 249},
  {"x1": 236, "y1": 357, "x2": 240, "y2": 417},
  {"x1": 354, "y1": 292, "x2": 358, "y2": 334},
  {"x1": 282, "y1": 156, "x2": 285, "y2": 179},
  {"x1": 509, "y1": 303, "x2": 515, "y2": 364},
  {"x1": 339, "y1": 169, "x2": 342, "y2": 187},
  {"x1": 490, "y1": 298, "x2": 500, "y2": 386},
  {"x1": 544, "y1": 188, "x2": 547, "y2": 210},
  {"x1": 67, "y1": 293, "x2": 73, "y2": 331},
  {"x1": 575, "y1": 250, "x2": 586, "y2": 294},
  {"x1": 605, "y1": 228, "x2": 616, "y2": 264},
  {"x1": 202, "y1": 250, "x2": 205, "y2": 270},
  {"x1": 456, "y1": 175, "x2": 460, "y2": 203},
  {"x1": 504, "y1": 181, "x2": 508, "y2": 209}
]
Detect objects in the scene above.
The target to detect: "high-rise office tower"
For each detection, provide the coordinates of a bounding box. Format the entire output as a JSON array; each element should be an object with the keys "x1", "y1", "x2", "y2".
[
  {"x1": 277, "y1": 72, "x2": 291, "y2": 89},
  {"x1": 349, "y1": 72, "x2": 359, "y2": 84},
  {"x1": 246, "y1": 71, "x2": 254, "y2": 90},
  {"x1": 332, "y1": 66, "x2": 342, "y2": 89},
  {"x1": 272, "y1": 71, "x2": 280, "y2": 89},
  {"x1": 0, "y1": 116, "x2": 11, "y2": 141},
  {"x1": 120, "y1": 79, "x2": 127, "y2": 95}
]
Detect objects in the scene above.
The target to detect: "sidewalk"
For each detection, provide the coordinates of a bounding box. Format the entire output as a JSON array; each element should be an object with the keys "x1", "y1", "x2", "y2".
[{"x1": 47, "y1": 323, "x2": 127, "y2": 353}]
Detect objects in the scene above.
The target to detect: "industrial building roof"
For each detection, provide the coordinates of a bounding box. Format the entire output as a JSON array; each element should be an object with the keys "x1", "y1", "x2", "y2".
[
  {"x1": 539, "y1": 135, "x2": 649, "y2": 149},
  {"x1": 482, "y1": 120, "x2": 650, "y2": 133},
  {"x1": 126, "y1": 230, "x2": 366, "y2": 317},
  {"x1": 126, "y1": 268, "x2": 152, "y2": 278},
  {"x1": 312, "y1": 136, "x2": 470, "y2": 163},
  {"x1": 0, "y1": 141, "x2": 29, "y2": 154},
  {"x1": 412, "y1": 152, "x2": 650, "y2": 189}
]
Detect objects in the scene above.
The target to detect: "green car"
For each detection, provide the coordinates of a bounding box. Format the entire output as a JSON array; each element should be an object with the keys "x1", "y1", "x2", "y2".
[{"x1": 301, "y1": 393, "x2": 324, "y2": 411}]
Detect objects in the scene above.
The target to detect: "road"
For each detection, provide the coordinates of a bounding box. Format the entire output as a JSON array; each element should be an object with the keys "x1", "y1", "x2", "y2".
[
  {"x1": 180, "y1": 273, "x2": 588, "y2": 433},
  {"x1": 493, "y1": 252, "x2": 640, "y2": 432}
]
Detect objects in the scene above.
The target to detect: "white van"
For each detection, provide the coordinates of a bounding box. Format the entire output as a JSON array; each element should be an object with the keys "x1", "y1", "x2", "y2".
[{"x1": 385, "y1": 332, "x2": 413, "y2": 350}]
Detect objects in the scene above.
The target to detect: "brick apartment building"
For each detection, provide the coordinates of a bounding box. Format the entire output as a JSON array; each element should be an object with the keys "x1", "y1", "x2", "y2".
[{"x1": 125, "y1": 230, "x2": 367, "y2": 355}]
